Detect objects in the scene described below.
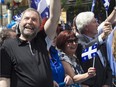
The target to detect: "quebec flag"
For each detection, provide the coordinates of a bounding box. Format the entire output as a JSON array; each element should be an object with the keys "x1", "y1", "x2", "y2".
[
  {"x1": 102, "y1": 0, "x2": 110, "y2": 11},
  {"x1": 81, "y1": 43, "x2": 98, "y2": 62},
  {"x1": 13, "y1": 14, "x2": 22, "y2": 21},
  {"x1": 31, "y1": 0, "x2": 50, "y2": 19},
  {"x1": 0, "y1": 0, "x2": 4, "y2": 3}
]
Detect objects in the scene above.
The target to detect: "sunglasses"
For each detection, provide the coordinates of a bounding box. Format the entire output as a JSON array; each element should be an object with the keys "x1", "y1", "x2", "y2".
[{"x1": 67, "y1": 38, "x2": 78, "y2": 43}]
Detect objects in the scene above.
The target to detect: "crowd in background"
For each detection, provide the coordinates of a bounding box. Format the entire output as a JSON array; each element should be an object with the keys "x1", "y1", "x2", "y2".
[{"x1": 0, "y1": 0, "x2": 116, "y2": 87}]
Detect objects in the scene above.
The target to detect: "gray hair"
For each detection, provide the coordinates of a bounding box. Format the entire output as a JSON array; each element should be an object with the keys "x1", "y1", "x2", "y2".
[
  {"x1": 21, "y1": 8, "x2": 42, "y2": 24},
  {"x1": 76, "y1": 12, "x2": 94, "y2": 34}
]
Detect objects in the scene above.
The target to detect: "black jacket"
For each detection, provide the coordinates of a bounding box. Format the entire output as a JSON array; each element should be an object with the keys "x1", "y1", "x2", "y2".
[{"x1": 76, "y1": 34, "x2": 112, "y2": 87}]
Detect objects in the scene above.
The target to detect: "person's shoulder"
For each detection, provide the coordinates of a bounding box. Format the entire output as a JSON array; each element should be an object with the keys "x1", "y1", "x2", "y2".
[
  {"x1": 2, "y1": 38, "x2": 17, "y2": 47},
  {"x1": 5, "y1": 38, "x2": 16, "y2": 42},
  {"x1": 77, "y1": 34, "x2": 84, "y2": 39},
  {"x1": 77, "y1": 34, "x2": 87, "y2": 42},
  {"x1": 37, "y1": 29, "x2": 46, "y2": 38}
]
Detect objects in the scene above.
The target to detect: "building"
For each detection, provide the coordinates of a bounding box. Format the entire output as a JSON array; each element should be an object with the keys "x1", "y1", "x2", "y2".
[{"x1": 0, "y1": 0, "x2": 28, "y2": 26}]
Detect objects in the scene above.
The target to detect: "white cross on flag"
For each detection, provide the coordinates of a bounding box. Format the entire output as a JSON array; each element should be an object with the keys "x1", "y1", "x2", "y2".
[
  {"x1": 31, "y1": 0, "x2": 50, "y2": 19},
  {"x1": 81, "y1": 43, "x2": 98, "y2": 62},
  {"x1": 102, "y1": 0, "x2": 110, "y2": 11}
]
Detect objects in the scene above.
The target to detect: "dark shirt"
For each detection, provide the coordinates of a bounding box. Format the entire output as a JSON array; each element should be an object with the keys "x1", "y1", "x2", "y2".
[
  {"x1": 0, "y1": 30, "x2": 53, "y2": 87},
  {"x1": 76, "y1": 35, "x2": 112, "y2": 87}
]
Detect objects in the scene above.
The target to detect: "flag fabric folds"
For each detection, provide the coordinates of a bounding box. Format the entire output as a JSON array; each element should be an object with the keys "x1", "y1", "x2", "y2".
[
  {"x1": 13, "y1": 14, "x2": 22, "y2": 21},
  {"x1": 31, "y1": 0, "x2": 50, "y2": 19},
  {"x1": 31, "y1": 0, "x2": 39, "y2": 9},
  {"x1": 0, "y1": 0, "x2": 4, "y2": 4},
  {"x1": 81, "y1": 43, "x2": 98, "y2": 62},
  {"x1": 102, "y1": 0, "x2": 110, "y2": 11}
]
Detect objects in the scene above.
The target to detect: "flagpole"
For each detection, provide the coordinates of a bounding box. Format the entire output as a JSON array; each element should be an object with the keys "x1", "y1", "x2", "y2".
[
  {"x1": 105, "y1": 10, "x2": 108, "y2": 18},
  {"x1": 28, "y1": 0, "x2": 31, "y2": 7},
  {"x1": 93, "y1": 57, "x2": 95, "y2": 68}
]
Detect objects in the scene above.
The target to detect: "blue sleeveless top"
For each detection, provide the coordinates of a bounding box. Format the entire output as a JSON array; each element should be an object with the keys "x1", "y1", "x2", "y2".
[{"x1": 49, "y1": 46, "x2": 65, "y2": 84}]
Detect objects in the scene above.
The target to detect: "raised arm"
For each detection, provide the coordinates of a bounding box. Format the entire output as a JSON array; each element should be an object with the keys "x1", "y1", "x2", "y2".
[
  {"x1": 44, "y1": 0, "x2": 61, "y2": 40},
  {"x1": 61, "y1": 61, "x2": 96, "y2": 83},
  {"x1": 105, "y1": 6, "x2": 116, "y2": 23},
  {"x1": 98, "y1": 7, "x2": 116, "y2": 35}
]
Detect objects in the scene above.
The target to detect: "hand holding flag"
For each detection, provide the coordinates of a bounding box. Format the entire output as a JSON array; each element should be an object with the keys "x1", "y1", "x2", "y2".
[{"x1": 81, "y1": 43, "x2": 98, "y2": 67}]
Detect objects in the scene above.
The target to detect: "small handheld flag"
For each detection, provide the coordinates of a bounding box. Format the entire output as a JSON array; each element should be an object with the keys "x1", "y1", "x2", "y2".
[
  {"x1": 102, "y1": 0, "x2": 110, "y2": 11},
  {"x1": 81, "y1": 43, "x2": 98, "y2": 62}
]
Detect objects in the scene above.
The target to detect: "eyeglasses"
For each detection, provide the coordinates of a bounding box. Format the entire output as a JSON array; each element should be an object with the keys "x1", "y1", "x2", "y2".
[{"x1": 67, "y1": 38, "x2": 78, "y2": 43}]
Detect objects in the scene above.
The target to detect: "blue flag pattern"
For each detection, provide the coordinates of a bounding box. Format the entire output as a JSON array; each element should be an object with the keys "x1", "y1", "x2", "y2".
[
  {"x1": 40, "y1": 6, "x2": 49, "y2": 19},
  {"x1": 31, "y1": 0, "x2": 50, "y2": 19},
  {"x1": 31, "y1": 0, "x2": 40, "y2": 9},
  {"x1": 12, "y1": 0, "x2": 50, "y2": 21},
  {"x1": 13, "y1": 14, "x2": 22, "y2": 21},
  {"x1": 102, "y1": 0, "x2": 110, "y2": 11},
  {"x1": 81, "y1": 43, "x2": 98, "y2": 62},
  {"x1": 0, "y1": 0, "x2": 4, "y2": 3}
]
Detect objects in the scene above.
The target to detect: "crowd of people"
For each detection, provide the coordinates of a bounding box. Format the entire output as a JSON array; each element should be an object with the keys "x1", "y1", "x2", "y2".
[{"x1": 0, "y1": 0, "x2": 116, "y2": 87}]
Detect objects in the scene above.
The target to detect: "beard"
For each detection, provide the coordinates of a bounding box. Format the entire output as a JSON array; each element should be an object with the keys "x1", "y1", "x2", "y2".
[
  {"x1": 20, "y1": 27, "x2": 38, "y2": 40},
  {"x1": 22, "y1": 31, "x2": 37, "y2": 40}
]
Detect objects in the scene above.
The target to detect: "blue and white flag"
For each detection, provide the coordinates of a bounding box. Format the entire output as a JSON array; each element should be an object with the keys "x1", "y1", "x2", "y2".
[
  {"x1": 81, "y1": 43, "x2": 98, "y2": 62},
  {"x1": 13, "y1": 13, "x2": 22, "y2": 21},
  {"x1": 0, "y1": 0, "x2": 4, "y2": 3},
  {"x1": 91, "y1": 0, "x2": 96, "y2": 12},
  {"x1": 31, "y1": 0, "x2": 39, "y2": 9},
  {"x1": 102, "y1": 0, "x2": 110, "y2": 11},
  {"x1": 31, "y1": 0, "x2": 50, "y2": 19}
]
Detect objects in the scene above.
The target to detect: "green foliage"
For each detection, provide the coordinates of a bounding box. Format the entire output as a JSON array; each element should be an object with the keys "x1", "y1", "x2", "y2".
[
  {"x1": 93, "y1": 0, "x2": 106, "y2": 22},
  {"x1": 61, "y1": 0, "x2": 67, "y2": 9},
  {"x1": 61, "y1": 0, "x2": 83, "y2": 12},
  {"x1": 13, "y1": 6, "x2": 28, "y2": 15}
]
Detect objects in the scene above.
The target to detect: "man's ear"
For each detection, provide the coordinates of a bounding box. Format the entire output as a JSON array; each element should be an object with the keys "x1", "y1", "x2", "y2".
[
  {"x1": 85, "y1": 25, "x2": 89, "y2": 31},
  {"x1": 16, "y1": 23, "x2": 21, "y2": 36}
]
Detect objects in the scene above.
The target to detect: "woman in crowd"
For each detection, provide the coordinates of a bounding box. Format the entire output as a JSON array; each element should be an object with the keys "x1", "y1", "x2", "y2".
[
  {"x1": 49, "y1": 26, "x2": 73, "y2": 87},
  {"x1": 56, "y1": 30, "x2": 96, "y2": 87},
  {"x1": 49, "y1": 39, "x2": 73, "y2": 87},
  {"x1": 0, "y1": 29, "x2": 16, "y2": 46}
]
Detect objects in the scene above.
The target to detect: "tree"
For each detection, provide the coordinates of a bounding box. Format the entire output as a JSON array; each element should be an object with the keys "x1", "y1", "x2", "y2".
[{"x1": 61, "y1": 0, "x2": 83, "y2": 24}]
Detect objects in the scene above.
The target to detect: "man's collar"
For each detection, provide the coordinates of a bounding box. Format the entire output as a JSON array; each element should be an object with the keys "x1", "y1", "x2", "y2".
[{"x1": 16, "y1": 36, "x2": 28, "y2": 46}]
